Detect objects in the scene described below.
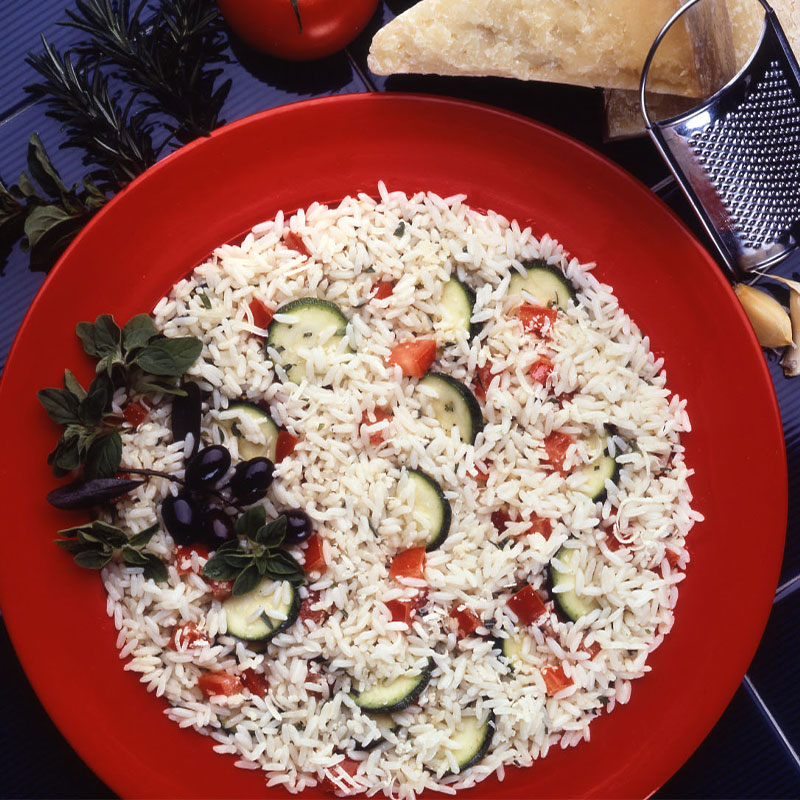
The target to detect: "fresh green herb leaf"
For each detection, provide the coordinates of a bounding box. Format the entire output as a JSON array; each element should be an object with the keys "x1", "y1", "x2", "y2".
[
  {"x1": 255, "y1": 515, "x2": 286, "y2": 548},
  {"x1": 78, "y1": 373, "x2": 112, "y2": 425},
  {"x1": 142, "y1": 553, "x2": 168, "y2": 583},
  {"x1": 264, "y1": 550, "x2": 305, "y2": 585},
  {"x1": 134, "y1": 380, "x2": 187, "y2": 397},
  {"x1": 122, "y1": 545, "x2": 149, "y2": 565},
  {"x1": 55, "y1": 537, "x2": 93, "y2": 554},
  {"x1": 76, "y1": 313, "x2": 121, "y2": 359},
  {"x1": 47, "y1": 433, "x2": 81, "y2": 475},
  {"x1": 393, "y1": 221, "x2": 405, "y2": 237},
  {"x1": 38, "y1": 387, "x2": 81, "y2": 425},
  {"x1": 128, "y1": 522, "x2": 159, "y2": 547},
  {"x1": 197, "y1": 292, "x2": 212, "y2": 310},
  {"x1": 134, "y1": 337, "x2": 203, "y2": 376},
  {"x1": 85, "y1": 430, "x2": 122, "y2": 479},
  {"x1": 232, "y1": 563, "x2": 260, "y2": 595},
  {"x1": 122, "y1": 313, "x2": 158, "y2": 351},
  {"x1": 74, "y1": 548, "x2": 113, "y2": 569},
  {"x1": 63, "y1": 369, "x2": 87, "y2": 400},
  {"x1": 202, "y1": 552, "x2": 242, "y2": 581},
  {"x1": 222, "y1": 551, "x2": 256, "y2": 568},
  {"x1": 235, "y1": 505, "x2": 267, "y2": 538}
]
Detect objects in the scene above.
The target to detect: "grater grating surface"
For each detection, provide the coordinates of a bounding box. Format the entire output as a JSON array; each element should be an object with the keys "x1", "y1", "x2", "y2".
[{"x1": 641, "y1": 0, "x2": 800, "y2": 275}]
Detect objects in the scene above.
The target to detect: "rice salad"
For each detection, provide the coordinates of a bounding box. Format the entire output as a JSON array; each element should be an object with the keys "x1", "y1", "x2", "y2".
[{"x1": 102, "y1": 184, "x2": 700, "y2": 798}]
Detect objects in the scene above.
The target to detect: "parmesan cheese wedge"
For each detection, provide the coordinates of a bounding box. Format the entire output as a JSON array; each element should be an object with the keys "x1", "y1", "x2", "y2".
[
  {"x1": 605, "y1": 0, "x2": 799, "y2": 139},
  {"x1": 368, "y1": 0, "x2": 705, "y2": 97}
]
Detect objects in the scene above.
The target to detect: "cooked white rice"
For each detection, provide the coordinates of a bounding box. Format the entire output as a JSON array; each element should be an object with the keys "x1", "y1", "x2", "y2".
[{"x1": 102, "y1": 184, "x2": 701, "y2": 797}]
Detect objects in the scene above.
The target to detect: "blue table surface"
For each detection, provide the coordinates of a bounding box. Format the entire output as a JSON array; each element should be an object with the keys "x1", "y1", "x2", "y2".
[{"x1": 1, "y1": 2, "x2": 800, "y2": 798}]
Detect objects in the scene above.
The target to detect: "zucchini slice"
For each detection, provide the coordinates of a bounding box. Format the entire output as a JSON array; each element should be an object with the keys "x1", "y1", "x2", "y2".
[
  {"x1": 266, "y1": 298, "x2": 348, "y2": 383},
  {"x1": 437, "y1": 710, "x2": 495, "y2": 773},
  {"x1": 355, "y1": 712, "x2": 399, "y2": 751},
  {"x1": 223, "y1": 578, "x2": 300, "y2": 641},
  {"x1": 500, "y1": 634, "x2": 524, "y2": 670},
  {"x1": 418, "y1": 373, "x2": 483, "y2": 444},
  {"x1": 407, "y1": 469, "x2": 452, "y2": 551},
  {"x1": 216, "y1": 402, "x2": 279, "y2": 461},
  {"x1": 549, "y1": 545, "x2": 600, "y2": 623},
  {"x1": 439, "y1": 277, "x2": 475, "y2": 335},
  {"x1": 352, "y1": 658, "x2": 435, "y2": 713},
  {"x1": 574, "y1": 430, "x2": 619, "y2": 502},
  {"x1": 508, "y1": 259, "x2": 576, "y2": 311}
]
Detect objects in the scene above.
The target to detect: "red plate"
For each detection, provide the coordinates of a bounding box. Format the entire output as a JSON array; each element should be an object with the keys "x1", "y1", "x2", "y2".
[{"x1": 0, "y1": 94, "x2": 786, "y2": 798}]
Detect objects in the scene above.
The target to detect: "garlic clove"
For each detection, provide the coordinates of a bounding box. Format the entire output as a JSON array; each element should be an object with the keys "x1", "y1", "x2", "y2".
[
  {"x1": 782, "y1": 285, "x2": 800, "y2": 377},
  {"x1": 734, "y1": 284, "x2": 792, "y2": 348}
]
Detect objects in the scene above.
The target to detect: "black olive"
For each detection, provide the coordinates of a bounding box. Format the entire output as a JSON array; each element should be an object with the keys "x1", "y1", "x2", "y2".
[
  {"x1": 283, "y1": 508, "x2": 313, "y2": 545},
  {"x1": 161, "y1": 494, "x2": 202, "y2": 545},
  {"x1": 203, "y1": 508, "x2": 235, "y2": 547},
  {"x1": 185, "y1": 445, "x2": 231, "y2": 489},
  {"x1": 230, "y1": 457, "x2": 275, "y2": 504}
]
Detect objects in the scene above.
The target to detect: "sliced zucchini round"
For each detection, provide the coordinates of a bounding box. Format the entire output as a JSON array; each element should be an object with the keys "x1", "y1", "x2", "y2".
[
  {"x1": 437, "y1": 709, "x2": 495, "y2": 774},
  {"x1": 574, "y1": 429, "x2": 620, "y2": 502},
  {"x1": 418, "y1": 373, "x2": 483, "y2": 444},
  {"x1": 549, "y1": 545, "x2": 600, "y2": 623},
  {"x1": 355, "y1": 712, "x2": 399, "y2": 750},
  {"x1": 439, "y1": 277, "x2": 475, "y2": 336},
  {"x1": 508, "y1": 259, "x2": 576, "y2": 310},
  {"x1": 352, "y1": 658, "x2": 435, "y2": 713},
  {"x1": 266, "y1": 298, "x2": 348, "y2": 383},
  {"x1": 501, "y1": 634, "x2": 524, "y2": 670},
  {"x1": 216, "y1": 401, "x2": 279, "y2": 461},
  {"x1": 407, "y1": 469, "x2": 452, "y2": 551},
  {"x1": 223, "y1": 578, "x2": 300, "y2": 641}
]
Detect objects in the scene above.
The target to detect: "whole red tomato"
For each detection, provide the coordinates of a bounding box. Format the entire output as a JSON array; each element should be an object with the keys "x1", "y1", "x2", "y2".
[{"x1": 217, "y1": 0, "x2": 378, "y2": 61}]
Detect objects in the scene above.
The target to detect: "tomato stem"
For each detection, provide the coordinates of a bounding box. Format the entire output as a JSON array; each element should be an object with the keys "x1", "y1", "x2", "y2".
[{"x1": 289, "y1": 0, "x2": 303, "y2": 32}]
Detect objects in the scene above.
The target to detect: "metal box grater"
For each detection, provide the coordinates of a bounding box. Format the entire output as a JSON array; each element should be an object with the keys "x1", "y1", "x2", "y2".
[{"x1": 640, "y1": 0, "x2": 800, "y2": 276}]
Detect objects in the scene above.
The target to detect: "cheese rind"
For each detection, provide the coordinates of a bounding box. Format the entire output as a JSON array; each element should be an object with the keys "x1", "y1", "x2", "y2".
[{"x1": 368, "y1": 0, "x2": 704, "y2": 96}]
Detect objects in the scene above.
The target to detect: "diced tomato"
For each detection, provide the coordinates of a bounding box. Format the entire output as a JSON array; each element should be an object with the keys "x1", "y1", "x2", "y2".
[
  {"x1": 241, "y1": 669, "x2": 269, "y2": 697},
  {"x1": 518, "y1": 303, "x2": 558, "y2": 336},
  {"x1": 543, "y1": 431, "x2": 575, "y2": 474},
  {"x1": 175, "y1": 544, "x2": 209, "y2": 575},
  {"x1": 360, "y1": 408, "x2": 393, "y2": 445},
  {"x1": 473, "y1": 362, "x2": 497, "y2": 402},
  {"x1": 507, "y1": 585, "x2": 547, "y2": 625},
  {"x1": 665, "y1": 548, "x2": 682, "y2": 569},
  {"x1": 389, "y1": 546, "x2": 426, "y2": 581},
  {"x1": 197, "y1": 671, "x2": 244, "y2": 697},
  {"x1": 122, "y1": 401, "x2": 148, "y2": 428},
  {"x1": 168, "y1": 621, "x2": 210, "y2": 651},
  {"x1": 474, "y1": 462, "x2": 490, "y2": 482},
  {"x1": 321, "y1": 758, "x2": 361, "y2": 793},
  {"x1": 387, "y1": 339, "x2": 436, "y2": 378},
  {"x1": 450, "y1": 605, "x2": 482, "y2": 637},
  {"x1": 529, "y1": 357, "x2": 554, "y2": 384},
  {"x1": 542, "y1": 664, "x2": 573, "y2": 696},
  {"x1": 527, "y1": 515, "x2": 553, "y2": 540},
  {"x1": 303, "y1": 534, "x2": 327, "y2": 573},
  {"x1": 385, "y1": 598, "x2": 415, "y2": 625},
  {"x1": 606, "y1": 531, "x2": 626, "y2": 552},
  {"x1": 372, "y1": 280, "x2": 395, "y2": 300},
  {"x1": 491, "y1": 508, "x2": 512, "y2": 535},
  {"x1": 275, "y1": 430, "x2": 299, "y2": 462},
  {"x1": 580, "y1": 640, "x2": 602, "y2": 660},
  {"x1": 556, "y1": 390, "x2": 576, "y2": 407},
  {"x1": 208, "y1": 579, "x2": 234, "y2": 601},
  {"x1": 299, "y1": 589, "x2": 329, "y2": 626},
  {"x1": 248, "y1": 297, "x2": 274, "y2": 329},
  {"x1": 284, "y1": 231, "x2": 310, "y2": 257}
]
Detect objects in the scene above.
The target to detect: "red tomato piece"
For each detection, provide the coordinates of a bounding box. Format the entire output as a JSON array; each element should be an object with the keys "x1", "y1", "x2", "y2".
[
  {"x1": 543, "y1": 431, "x2": 575, "y2": 474},
  {"x1": 175, "y1": 544, "x2": 209, "y2": 575},
  {"x1": 241, "y1": 669, "x2": 269, "y2": 697},
  {"x1": 491, "y1": 508, "x2": 512, "y2": 534},
  {"x1": 450, "y1": 605, "x2": 482, "y2": 637},
  {"x1": 527, "y1": 515, "x2": 553, "y2": 540},
  {"x1": 665, "y1": 548, "x2": 682, "y2": 569},
  {"x1": 529, "y1": 357, "x2": 554, "y2": 384},
  {"x1": 168, "y1": 622, "x2": 210, "y2": 651},
  {"x1": 389, "y1": 546, "x2": 426, "y2": 581},
  {"x1": 197, "y1": 671, "x2": 244, "y2": 698},
  {"x1": 385, "y1": 598, "x2": 415, "y2": 625},
  {"x1": 473, "y1": 362, "x2": 497, "y2": 402},
  {"x1": 321, "y1": 757, "x2": 362, "y2": 794},
  {"x1": 303, "y1": 534, "x2": 327, "y2": 573},
  {"x1": 283, "y1": 231, "x2": 310, "y2": 256},
  {"x1": 606, "y1": 531, "x2": 627, "y2": 552},
  {"x1": 217, "y1": 0, "x2": 379, "y2": 62},
  {"x1": 542, "y1": 664, "x2": 573, "y2": 696},
  {"x1": 208, "y1": 579, "x2": 234, "y2": 601},
  {"x1": 518, "y1": 304, "x2": 558, "y2": 336},
  {"x1": 299, "y1": 589, "x2": 329, "y2": 626},
  {"x1": 360, "y1": 408, "x2": 393, "y2": 445},
  {"x1": 122, "y1": 401, "x2": 148, "y2": 427},
  {"x1": 372, "y1": 281, "x2": 395, "y2": 300},
  {"x1": 507, "y1": 585, "x2": 547, "y2": 625},
  {"x1": 474, "y1": 462, "x2": 490, "y2": 482},
  {"x1": 248, "y1": 297, "x2": 274, "y2": 329},
  {"x1": 580, "y1": 640, "x2": 602, "y2": 660},
  {"x1": 387, "y1": 339, "x2": 437, "y2": 378},
  {"x1": 275, "y1": 430, "x2": 299, "y2": 463}
]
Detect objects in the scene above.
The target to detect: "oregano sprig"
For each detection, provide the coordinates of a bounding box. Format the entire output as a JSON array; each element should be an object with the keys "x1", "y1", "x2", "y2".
[
  {"x1": 202, "y1": 509, "x2": 305, "y2": 594},
  {"x1": 56, "y1": 519, "x2": 167, "y2": 581}
]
